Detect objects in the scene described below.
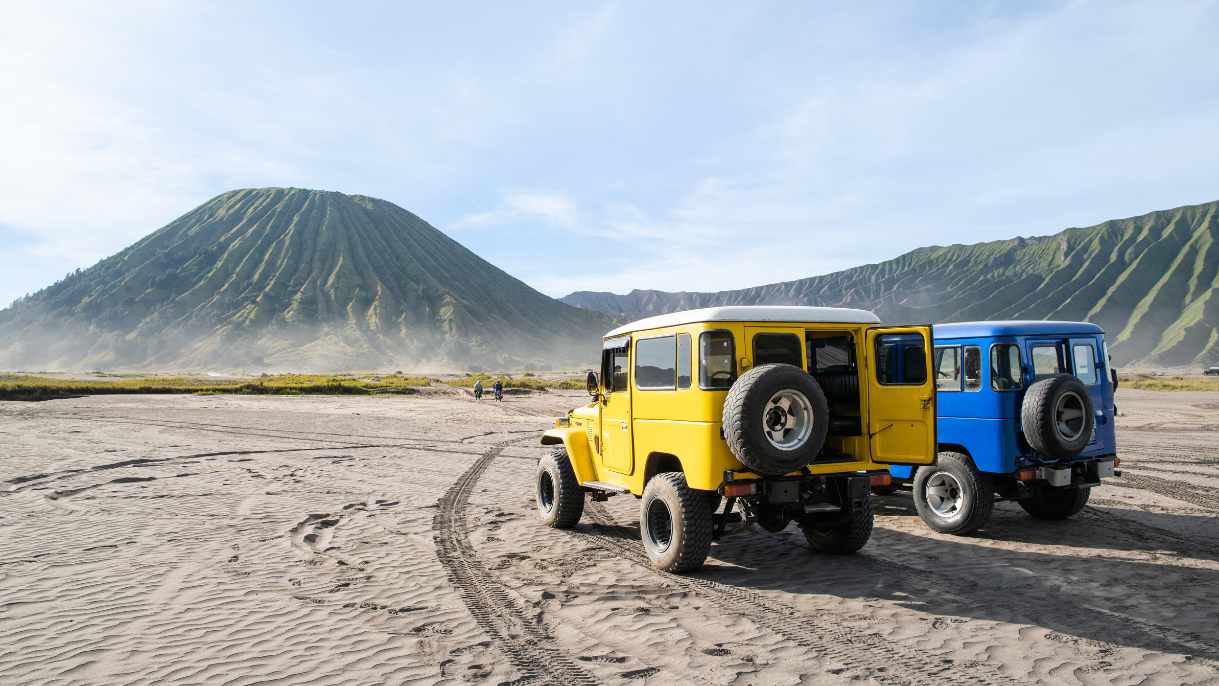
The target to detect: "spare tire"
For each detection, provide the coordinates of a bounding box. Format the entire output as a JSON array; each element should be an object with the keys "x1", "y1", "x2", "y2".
[
  {"x1": 1021, "y1": 374, "x2": 1094, "y2": 459},
  {"x1": 723, "y1": 364, "x2": 830, "y2": 476}
]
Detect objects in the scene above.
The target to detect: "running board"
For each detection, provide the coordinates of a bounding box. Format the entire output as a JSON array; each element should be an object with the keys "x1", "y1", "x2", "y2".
[{"x1": 583, "y1": 481, "x2": 630, "y2": 494}]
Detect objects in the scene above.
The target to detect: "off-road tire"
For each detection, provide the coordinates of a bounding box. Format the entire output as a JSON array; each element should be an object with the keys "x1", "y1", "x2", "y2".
[
  {"x1": 639, "y1": 472, "x2": 713, "y2": 572},
  {"x1": 912, "y1": 451, "x2": 994, "y2": 535},
  {"x1": 723, "y1": 364, "x2": 830, "y2": 476},
  {"x1": 1019, "y1": 486, "x2": 1091, "y2": 520},
  {"x1": 1022, "y1": 374, "x2": 1095, "y2": 458},
  {"x1": 799, "y1": 497, "x2": 874, "y2": 554},
  {"x1": 536, "y1": 448, "x2": 584, "y2": 529}
]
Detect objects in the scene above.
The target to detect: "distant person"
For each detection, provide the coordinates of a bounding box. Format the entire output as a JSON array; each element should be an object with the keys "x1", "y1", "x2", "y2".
[
  {"x1": 473, "y1": 379, "x2": 483, "y2": 400},
  {"x1": 493, "y1": 379, "x2": 503, "y2": 401}
]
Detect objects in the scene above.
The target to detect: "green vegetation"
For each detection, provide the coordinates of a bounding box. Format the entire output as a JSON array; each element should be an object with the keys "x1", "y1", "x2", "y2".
[
  {"x1": 455, "y1": 373, "x2": 587, "y2": 391},
  {"x1": 1118, "y1": 374, "x2": 1219, "y2": 392},
  {"x1": 564, "y1": 199, "x2": 1219, "y2": 367},
  {"x1": 0, "y1": 373, "x2": 432, "y2": 402},
  {"x1": 0, "y1": 187, "x2": 610, "y2": 371}
]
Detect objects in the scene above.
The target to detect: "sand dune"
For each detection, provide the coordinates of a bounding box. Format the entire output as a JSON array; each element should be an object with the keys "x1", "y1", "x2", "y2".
[{"x1": 2, "y1": 389, "x2": 1218, "y2": 684}]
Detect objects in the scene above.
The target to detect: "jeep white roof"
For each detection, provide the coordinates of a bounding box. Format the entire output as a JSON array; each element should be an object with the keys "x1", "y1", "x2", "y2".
[{"x1": 604, "y1": 306, "x2": 881, "y2": 338}]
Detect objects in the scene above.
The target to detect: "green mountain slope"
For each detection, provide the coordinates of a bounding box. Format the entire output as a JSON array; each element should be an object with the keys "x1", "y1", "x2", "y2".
[
  {"x1": 0, "y1": 188, "x2": 612, "y2": 371},
  {"x1": 563, "y1": 200, "x2": 1219, "y2": 367}
]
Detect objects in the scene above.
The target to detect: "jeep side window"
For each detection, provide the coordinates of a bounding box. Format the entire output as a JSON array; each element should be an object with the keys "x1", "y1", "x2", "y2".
[
  {"x1": 635, "y1": 335, "x2": 676, "y2": 390},
  {"x1": 1031, "y1": 345, "x2": 1063, "y2": 380},
  {"x1": 610, "y1": 347, "x2": 630, "y2": 392},
  {"x1": 990, "y1": 344, "x2": 1022, "y2": 391},
  {"x1": 963, "y1": 346, "x2": 981, "y2": 391},
  {"x1": 700, "y1": 331, "x2": 735, "y2": 389},
  {"x1": 753, "y1": 333, "x2": 802, "y2": 368},
  {"x1": 677, "y1": 333, "x2": 692, "y2": 389},
  {"x1": 934, "y1": 346, "x2": 960, "y2": 391},
  {"x1": 1073, "y1": 344, "x2": 1098, "y2": 386},
  {"x1": 875, "y1": 333, "x2": 927, "y2": 385}
]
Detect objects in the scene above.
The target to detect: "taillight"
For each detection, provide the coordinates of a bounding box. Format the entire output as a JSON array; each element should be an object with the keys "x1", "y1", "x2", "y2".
[
  {"x1": 1016, "y1": 468, "x2": 1037, "y2": 482},
  {"x1": 870, "y1": 474, "x2": 891, "y2": 487},
  {"x1": 722, "y1": 482, "x2": 757, "y2": 497}
]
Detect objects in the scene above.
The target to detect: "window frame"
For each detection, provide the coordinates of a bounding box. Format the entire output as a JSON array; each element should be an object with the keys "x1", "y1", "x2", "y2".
[
  {"x1": 633, "y1": 334, "x2": 677, "y2": 391},
  {"x1": 699, "y1": 329, "x2": 737, "y2": 390},
  {"x1": 677, "y1": 333, "x2": 692, "y2": 390},
  {"x1": 988, "y1": 342, "x2": 1024, "y2": 392},
  {"x1": 601, "y1": 337, "x2": 630, "y2": 394},
  {"x1": 934, "y1": 345, "x2": 962, "y2": 392},
  {"x1": 874, "y1": 332, "x2": 928, "y2": 386},
  {"x1": 963, "y1": 345, "x2": 982, "y2": 392}
]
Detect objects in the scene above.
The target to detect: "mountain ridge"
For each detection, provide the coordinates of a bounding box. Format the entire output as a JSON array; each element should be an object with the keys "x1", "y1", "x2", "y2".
[
  {"x1": 562, "y1": 199, "x2": 1219, "y2": 367},
  {"x1": 0, "y1": 188, "x2": 612, "y2": 371}
]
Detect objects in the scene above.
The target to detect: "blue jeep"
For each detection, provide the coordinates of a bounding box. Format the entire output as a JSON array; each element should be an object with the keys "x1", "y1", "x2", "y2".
[{"x1": 886, "y1": 321, "x2": 1119, "y2": 535}]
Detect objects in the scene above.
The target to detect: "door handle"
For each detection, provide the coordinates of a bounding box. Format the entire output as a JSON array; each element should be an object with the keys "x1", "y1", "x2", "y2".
[
  {"x1": 919, "y1": 396, "x2": 932, "y2": 409},
  {"x1": 620, "y1": 421, "x2": 628, "y2": 431}
]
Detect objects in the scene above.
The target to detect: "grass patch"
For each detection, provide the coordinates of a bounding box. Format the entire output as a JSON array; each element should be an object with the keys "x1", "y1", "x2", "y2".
[
  {"x1": 454, "y1": 373, "x2": 586, "y2": 391},
  {"x1": 0, "y1": 373, "x2": 433, "y2": 401},
  {"x1": 1119, "y1": 374, "x2": 1219, "y2": 391}
]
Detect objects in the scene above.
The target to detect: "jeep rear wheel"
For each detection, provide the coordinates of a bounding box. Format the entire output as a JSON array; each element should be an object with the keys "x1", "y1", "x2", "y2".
[
  {"x1": 799, "y1": 497, "x2": 874, "y2": 554},
  {"x1": 536, "y1": 448, "x2": 584, "y2": 529},
  {"x1": 723, "y1": 364, "x2": 830, "y2": 476},
  {"x1": 912, "y1": 451, "x2": 993, "y2": 535},
  {"x1": 639, "y1": 472, "x2": 713, "y2": 573},
  {"x1": 1020, "y1": 486, "x2": 1091, "y2": 520}
]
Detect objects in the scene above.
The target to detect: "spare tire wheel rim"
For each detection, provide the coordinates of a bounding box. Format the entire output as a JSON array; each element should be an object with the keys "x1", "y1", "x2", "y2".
[
  {"x1": 762, "y1": 389, "x2": 815, "y2": 451},
  {"x1": 645, "y1": 499, "x2": 674, "y2": 553},
  {"x1": 924, "y1": 471, "x2": 964, "y2": 517},
  {"x1": 1053, "y1": 390, "x2": 1086, "y2": 443}
]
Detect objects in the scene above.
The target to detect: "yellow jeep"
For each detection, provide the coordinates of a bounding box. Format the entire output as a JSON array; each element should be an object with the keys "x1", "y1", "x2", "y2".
[{"x1": 537, "y1": 306, "x2": 936, "y2": 572}]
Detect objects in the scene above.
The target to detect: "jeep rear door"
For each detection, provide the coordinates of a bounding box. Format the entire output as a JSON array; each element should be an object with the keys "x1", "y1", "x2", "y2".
[{"x1": 864, "y1": 326, "x2": 937, "y2": 465}]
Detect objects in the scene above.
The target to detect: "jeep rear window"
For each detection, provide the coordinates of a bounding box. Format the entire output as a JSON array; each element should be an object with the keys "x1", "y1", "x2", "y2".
[
  {"x1": 1073, "y1": 344, "x2": 1098, "y2": 386},
  {"x1": 875, "y1": 333, "x2": 927, "y2": 385},
  {"x1": 934, "y1": 346, "x2": 960, "y2": 391},
  {"x1": 700, "y1": 331, "x2": 735, "y2": 389},
  {"x1": 635, "y1": 335, "x2": 676, "y2": 390},
  {"x1": 990, "y1": 344, "x2": 1022, "y2": 391},
  {"x1": 1031, "y1": 345, "x2": 1063, "y2": 380},
  {"x1": 753, "y1": 333, "x2": 802, "y2": 368}
]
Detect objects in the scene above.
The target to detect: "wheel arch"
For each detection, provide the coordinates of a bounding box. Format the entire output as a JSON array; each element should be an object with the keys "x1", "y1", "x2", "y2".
[
  {"x1": 540, "y1": 428, "x2": 596, "y2": 484},
  {"x1": 643, "y1": 451, "x2": 685, "y2": 488}
]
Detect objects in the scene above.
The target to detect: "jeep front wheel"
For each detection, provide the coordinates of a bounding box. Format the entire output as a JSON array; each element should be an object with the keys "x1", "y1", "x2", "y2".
[
  {"x1": 536, "y1": 448, "x2": 584, "y2": 529},
  {"x1": 639, "y1": 472, "x2": 713, "y2": 573},
  {"x1": 1020, "y1": 486, "x2": 1090, "y2": 520},
  {"x1": 799, "y1": 497, "x2": 874, "y2": 554},
  {"x1": 912, "y1": 451, "x2": 993, "y2": 535}
]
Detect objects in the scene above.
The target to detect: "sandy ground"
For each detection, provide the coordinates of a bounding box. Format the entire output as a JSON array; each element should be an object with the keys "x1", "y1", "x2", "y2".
[{"x1": 1, "y1": 388, "x2": 1217, "y2": 685}]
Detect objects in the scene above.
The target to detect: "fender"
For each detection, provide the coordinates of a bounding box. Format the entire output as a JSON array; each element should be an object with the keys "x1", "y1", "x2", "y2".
[{"x1": 540, "y1": 428, "x2": 597, "y2": 485}]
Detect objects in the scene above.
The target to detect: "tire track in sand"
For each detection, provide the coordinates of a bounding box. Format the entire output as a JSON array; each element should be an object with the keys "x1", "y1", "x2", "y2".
[
  {"x1": 581, "y1": 501, "x2": 1019, "y2": 686},
  {"x1": 432, "y1": 440, "x2": 598, "y2": 686}
]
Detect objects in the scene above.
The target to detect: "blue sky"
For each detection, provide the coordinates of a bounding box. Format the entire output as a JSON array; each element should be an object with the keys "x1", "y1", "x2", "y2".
[{"x1": 2, "y1": 1, "x2": 1218, "y2": 308}]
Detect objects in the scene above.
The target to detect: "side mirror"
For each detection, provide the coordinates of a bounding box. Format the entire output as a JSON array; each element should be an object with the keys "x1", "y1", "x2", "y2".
[
  {"x1": 1110, "y1": 368, "x2": 1119, "y2": 390},
  {"x1": 586, "y1": 371, "x2": 600, "y2": 397}
]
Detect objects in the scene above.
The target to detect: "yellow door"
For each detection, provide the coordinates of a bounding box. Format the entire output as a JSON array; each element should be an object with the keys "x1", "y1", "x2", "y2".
[
  {"x1": 743, "y1": 326, "x2": 807, "y2": 371},
  {"x1": 601, "y1": 338, "x2": 633, "y2": 474},
  {"x1": 864, "y1": 326, "x2": 936, "y2": 465}
]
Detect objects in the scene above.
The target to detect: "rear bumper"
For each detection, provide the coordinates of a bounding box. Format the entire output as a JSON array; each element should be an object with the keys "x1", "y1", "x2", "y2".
[
  {"x1": 1028, "y1": 456, "x2": 1118, "y2": 488},
  {"x1": 721, "y1": 471, "x2": 875, "y2": 512}
]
